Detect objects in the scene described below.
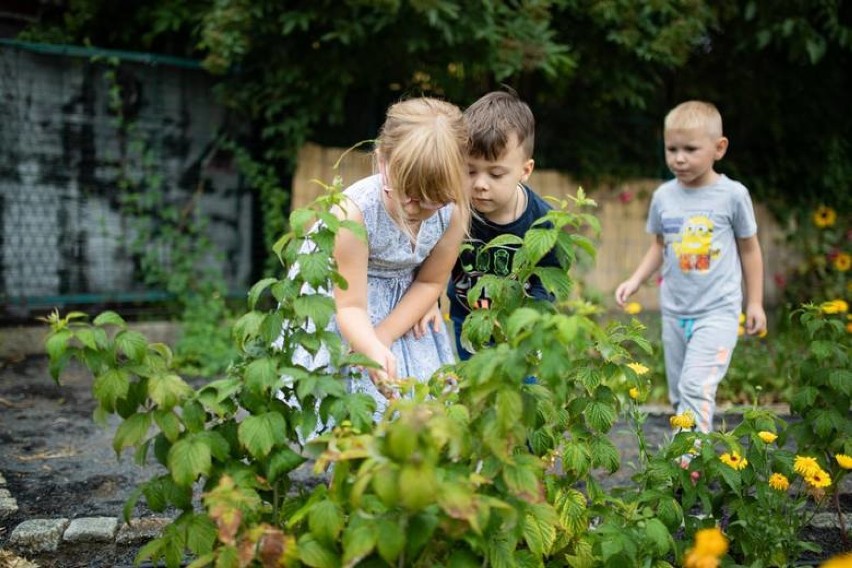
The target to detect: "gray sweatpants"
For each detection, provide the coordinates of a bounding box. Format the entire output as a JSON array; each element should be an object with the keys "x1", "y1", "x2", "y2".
[{"x1": 662, "y1": 311, "x2": 739, "y2": 433}]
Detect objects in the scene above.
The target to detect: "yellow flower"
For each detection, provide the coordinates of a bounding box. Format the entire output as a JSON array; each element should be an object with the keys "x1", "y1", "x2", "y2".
[
  {"x1": 813, "y1": 205, "x2": 837, "y2": 228},
  {"x1": 720, "y1": 452, "x2": 748, "y2": 470},
  {"x1": 820, "y1": 552, "x2": 852, "y2": 568},
  {"x1": 768, "y1": 473, "x2": 790, "y2": 491},
  {"x1": 758, "y1": 328, "x2": 768, "y2": 338},
  {"x1": 804, "y1": 469, "x2": 832, "y2": 489},
  {"x1": 628, "y1": 387, "x2": 640, "y2": 400},
  {"x1": 821, "y1": 299, "x2": 849, "y2": 314},
  {"x1": 624, "y1": 301, "x2": 642, "y2": 315},
  {"x1": 794, "y1": 455, "x2": 822, "y2": 477},
  {"x1": 757, "y1": 431, "x2": 777, "y2": 444},
  {"x1": 834, "y1": 252, "x2": 851, "y2": 272},
  {"x1": 847, "y1": 322, "x2": 852, "y2": 334},
  {"x1": 738, "y1": 313, "x2": 746, "y2": 324},
  {"x1": 627, "y1": 362, "x2": 649, "y2": 375},
  {"x1": 684, "y1": 526, "x2": 729, "y2": 567},
  {"x1": 737, "y1": 325, "x2": 745, "y2": 336},
  {"x1": 670, "y1": 411, "x2": 696, "y2": 430},
  {"x1": 836, "y1": 454, "x2": 852, "y2": 469}
]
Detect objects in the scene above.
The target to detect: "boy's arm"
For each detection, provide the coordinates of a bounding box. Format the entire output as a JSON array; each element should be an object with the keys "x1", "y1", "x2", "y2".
[
  {"x1": 737, "y1": 235, "x2": 767, "y2": 335},
  {"x1": 614, "y1": 235, "x2": 664, "y2": 306}
]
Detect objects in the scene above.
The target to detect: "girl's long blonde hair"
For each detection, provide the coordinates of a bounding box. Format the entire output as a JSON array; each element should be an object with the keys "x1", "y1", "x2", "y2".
[{"x1": 376, "y1": 97, "x2": 470, "y2": 236}]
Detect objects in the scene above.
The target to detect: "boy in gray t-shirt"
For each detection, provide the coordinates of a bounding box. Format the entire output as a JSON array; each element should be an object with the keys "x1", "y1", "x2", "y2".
[{"x1": 615, "y1": 101, "x2": 766, "y2": 434}]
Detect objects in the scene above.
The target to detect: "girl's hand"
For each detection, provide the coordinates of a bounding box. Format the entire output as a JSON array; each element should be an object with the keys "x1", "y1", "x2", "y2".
[
  {"x1": 614, "y1": 279, "x2": 639, "y2": 306},
  {"x1": 363, "y1": 342, "x2": 399, "y2": 400},
  {"x1": 413, "y1": 302, "x2": 443, "y2": 339}
]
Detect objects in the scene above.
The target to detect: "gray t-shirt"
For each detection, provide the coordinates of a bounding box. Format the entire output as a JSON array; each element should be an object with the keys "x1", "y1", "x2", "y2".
[{"x1": 646, "y1": 174, "x2": 758, "y2": 318}]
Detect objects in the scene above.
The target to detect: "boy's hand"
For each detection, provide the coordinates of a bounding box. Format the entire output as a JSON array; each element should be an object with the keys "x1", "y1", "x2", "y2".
[
  {"x1": 614, "y1": 279, "x2": 639, "y2": 307},
  {"x1": 745, "y1": 303, "x2": 767, "y2": 336},
  {"x1": 413, "y1": 302, "x2": 443, "y2": 339}
]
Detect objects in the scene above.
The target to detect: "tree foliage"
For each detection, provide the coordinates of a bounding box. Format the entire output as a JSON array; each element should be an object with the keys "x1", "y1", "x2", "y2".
[{"x1": 19, "y1": 0, "x2": 852, "y2": 214}]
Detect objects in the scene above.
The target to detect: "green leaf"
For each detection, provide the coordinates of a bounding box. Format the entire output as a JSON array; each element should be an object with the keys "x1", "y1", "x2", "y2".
[
  {"x1": 182, "y1": 513, "x2": 217, "y2": 555},
  {"x1": 238, "y1": 412, "x2": 286, "y2": 458},
  {"x1": 569, "y1": 234, "x2": 597, "y2": 259},
  {"x1": 523, "y1": 503, "x2": 557, "y2": 555},
  {"x1": 341, "y1": 520, "x2": 377, "y2": 568},
  {"x1": 533, "y1": 266, "x2": 573, "y2": 300},
  {"x1": 496, "y1": 390, "x2": 523, "y2": 432},
  {"x1": 168, "y1": 436, "x2": 212, "y2": 486},
  {"x1": 376, "y1": 518, "x2": 405, "y2": 565},
  {"x1": 590, "y1": 436, "x2": 620, "y2": 473},
  {"x1": 502, "y1": 461, "x2": 541, "y2": 502},
  {"x1": 562, "y1": 441, "x2": 591, "y2": 477},
  {"x1": 245, "y1": 357, "x2": 279, "y2": 396},
  {"x1": 298, "y1": 252, "x2": 333, "y2": 289},
  {"x1": 309, "y1": 501, "x2": 344, "y2": 548},
  {"x1": 74, "y1": 328, "x2": 99, "y2": 350},
  {"x1": 153, "y1": 409, "x2": 182, "y2": 442},
  {"x1": 523, "y1": 227, "x2": 558, "y2": 266},
  {"x1": 113, "y1": 412, "x2": 153, "y2": 453},
  {"x1": 247, "y1": 277, "x2": 278, "y2": 310},
  {"x1": 115, "y1": 330, "x2": 148, "y2": 362},
  {"x1": 93, "y1": 368, "x2": 131, "y2": 410},
  {"x1": 829, "y1": 369, "x2": 852, "y2": 396},
  {"x1": 790, "y1": 386, "x2": 819, "y2": 412},
  {"x1": 809, "y1": 340, "x2": 834, "y2": 360},
  {"x1": 294, "y1": 295, "x2": 337, "y2": 330},
  {"x1": 45, "y1": 329, "x2": 72, "y2": 363},
  {"x1": 267, "y1": 447, "x2": 307, "y2": 482},
  {"x1": 148, "y1": 373, "x2": 193, "y2": 409},
  {"x1": 232, "y1": 310, "x2": 265, "y2": 350},
  {"x1": 554, "y1": 489, "x2": 587, "y2": 536},
  {"x1": 93, "y1": 311, "x2": 127, "y2": 328},
  {"x1": 405, "y1": 512, "x2": 439, "y2": 559},
  {"x1": 644, "y1": 518, "x2": 671, "y2": 555},
  {"x1": 297, "y1": 534, "x2": 340, "y2": 568},
  {"x1": 585, "y1": 401, "x2": 617, "y2": 433},
  {"x1": 506, "y1": 308, "x2": 541, "y2": 339}
]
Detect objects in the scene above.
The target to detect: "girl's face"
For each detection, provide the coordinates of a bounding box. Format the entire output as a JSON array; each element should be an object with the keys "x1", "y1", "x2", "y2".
[
  {"x1": 380, "y1": 169, "x2": 450, "y2": 225},
  {"x1": 664, "y1": 127, "x2": 728, "y2": 188}
]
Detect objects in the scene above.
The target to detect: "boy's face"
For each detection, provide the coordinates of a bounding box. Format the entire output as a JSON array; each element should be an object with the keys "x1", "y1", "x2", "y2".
[
  {"x1": 664, "y1": 127, "x2": 728, "y2": 188},
  {"x1": 467, "y1": 133, "x2": 535, "y2": 224}
]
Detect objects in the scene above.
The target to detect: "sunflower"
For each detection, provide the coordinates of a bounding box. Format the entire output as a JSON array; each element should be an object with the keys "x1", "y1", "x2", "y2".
[
  {"x1": 794, "y1": 455, "x2": 822, "y2": 477},
  {"x1": 804, "y1": 469, "x2": 832, "y2": 489},
  {"x1": 813, "y1": 205, "x2": 837, "y2": 228},
  {"x1": 720, "y1": 452, "x2": 748, "y2": 470},
  {"x1": 836, "y1": 454, "x2": 852, "y2": 469},
  {"x1": 768, "y1": 473, "x2": 790, "y2": 491},
  {"x1": 820, "y1": 299, "x2": 849, "y2": 314},
  {"x1": 757, "y1": 431, "x2": 777, "y2": 444},
  {"x1": 834, "y1": 252, "x2": 851, "y2": 272},
  {"x1": 670, "y1": 411, "x2": 696, "y2": 430},
  {"x1": 820, "y1": 552, "x2": 852, "y2": 568}
]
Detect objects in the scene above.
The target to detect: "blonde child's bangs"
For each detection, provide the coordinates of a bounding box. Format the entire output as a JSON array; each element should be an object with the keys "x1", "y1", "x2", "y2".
[{"x1": 665, "y1": 101, "x2": 723, "y2": 137}]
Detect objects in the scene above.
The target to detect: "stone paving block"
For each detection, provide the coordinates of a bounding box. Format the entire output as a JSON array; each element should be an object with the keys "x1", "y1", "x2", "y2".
[
  {"x1": 810, "y1": 511, "x2": 852, "y2": 529},
  {"x1": 7, "y1": 518, "x2": 69, "y2": 554},
  {"x1": 0, "y1": 495, "x2": 20, "y2": 520},
  {"x1": 0, "y1": 472, "x2": 7, "y2": 485},
  {"x1": 115, "y1": 517, "x2": 172, "y2": 545},
  {"x1": 0, "y1": 488, "x2": 11, "y2": 498},
  {"x1": 63, "y1": 516, "x2": 119, "y2": 542}
]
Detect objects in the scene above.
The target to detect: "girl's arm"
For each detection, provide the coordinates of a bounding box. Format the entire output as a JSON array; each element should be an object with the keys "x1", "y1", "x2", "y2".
[
  {"x1": 375, "y1": 206, "x2": 465, "y2": 345},
  {"x1": 332, "y1": 198, "x2": 398, "y2": 389},
  {"x1": 614, "y1": 235, "x2": 664, "y2": 306},
  {"x1": 737, "y1": 235, "x2": 767, "y2": 335}
]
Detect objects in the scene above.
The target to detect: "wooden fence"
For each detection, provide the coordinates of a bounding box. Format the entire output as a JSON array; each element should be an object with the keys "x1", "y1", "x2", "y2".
[{"x1": 293, "y1": 143, "x2": 787, "y2": 309}]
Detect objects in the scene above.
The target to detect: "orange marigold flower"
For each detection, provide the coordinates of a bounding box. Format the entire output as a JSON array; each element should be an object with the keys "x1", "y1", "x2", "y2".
[
  {"x1": 720, "y1": 452, "x2": 748, "y2": 470},
  {"x1": 805, "y1": 469, "x2": 832, "y2": 489},
  {"x1": 813, "y1": 205, "x2": 837, "y2": 228},
  {"x1": 624, "y1": 301, "x2": 643, "y2": 315},
  {"x1": 670, "y1": 411, "x2": 696, "y2": 430},
  {"x1": 768, "y1": 473, "x2": 790, "y2": 491},
  {"x1": 847, "y1": 322, "x2": 852, "y2": 334},
  {"x1": 794, "y1": 456, "x2": 822, "y2": 477},
  {"x1": 835, "y1": 454, "x2": 852, "y2": 469},
  {"x1": 757, "y1": 431, "x2": 777, "y2": 444},
  {"x1": 834, "y1": 252, "x2": 851, "y2": 272}
]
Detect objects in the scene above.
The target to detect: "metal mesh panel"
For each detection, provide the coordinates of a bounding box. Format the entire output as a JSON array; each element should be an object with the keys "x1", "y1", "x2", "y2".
[{"x1": 0, "y1": 44, "x2": 253, "y2": 320}]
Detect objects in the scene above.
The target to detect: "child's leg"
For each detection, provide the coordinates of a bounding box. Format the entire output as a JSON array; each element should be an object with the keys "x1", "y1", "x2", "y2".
[
  {"x1": 675, "y1": 312, "x2": 739, "y2": 433},
  {"x1": 661, "y1": 314, "x2": 688, "y2": 413}
]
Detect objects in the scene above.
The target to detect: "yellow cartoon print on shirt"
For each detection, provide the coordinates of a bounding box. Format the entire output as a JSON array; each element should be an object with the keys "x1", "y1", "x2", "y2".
[{"x1": 673, "y1": 214, "x2": 719, "y2": 272}]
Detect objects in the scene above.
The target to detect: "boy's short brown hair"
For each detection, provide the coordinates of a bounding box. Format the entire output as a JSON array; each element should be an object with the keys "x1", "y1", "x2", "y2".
[{"x1": 464, "y1": 90, "x2": 535, "y2": 161}]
